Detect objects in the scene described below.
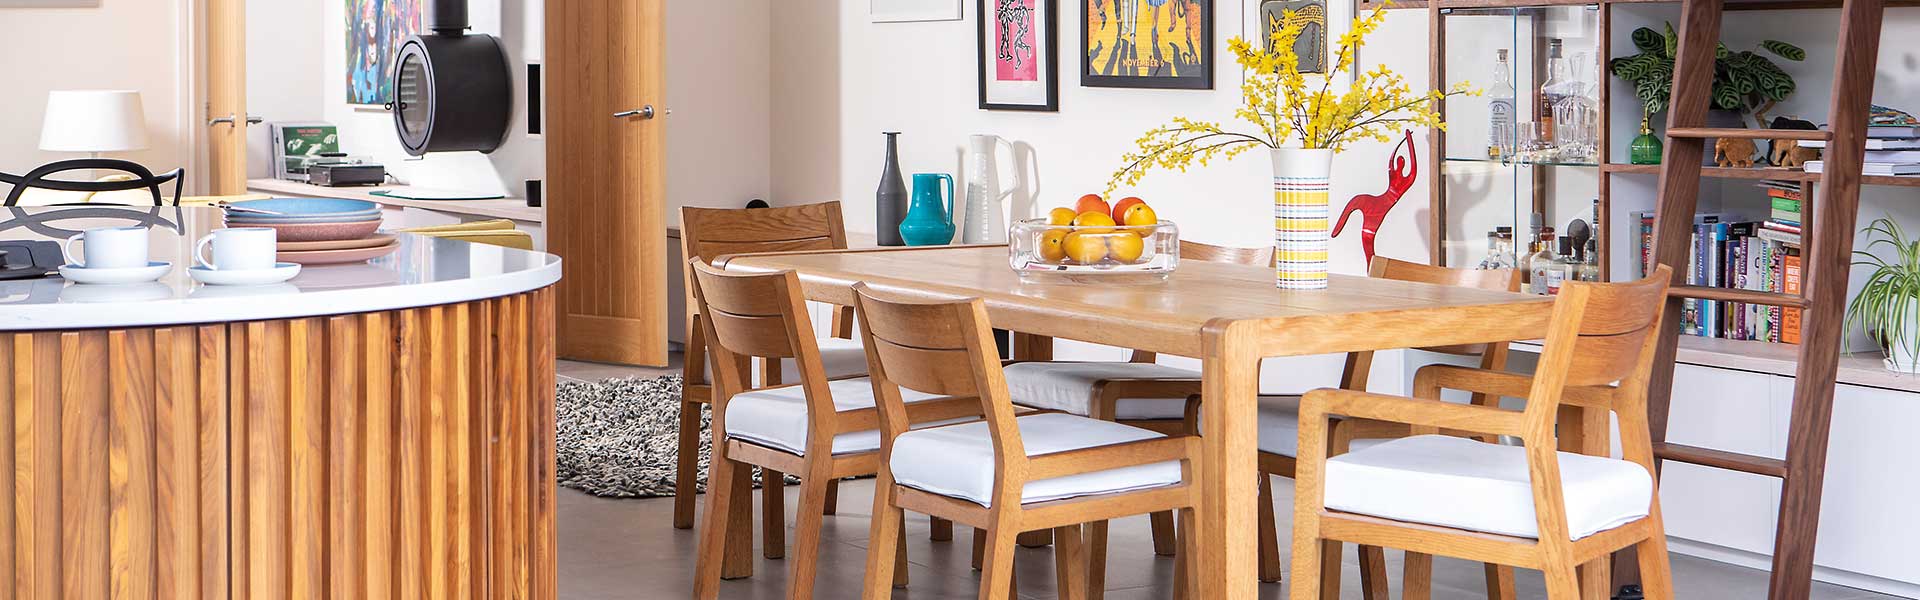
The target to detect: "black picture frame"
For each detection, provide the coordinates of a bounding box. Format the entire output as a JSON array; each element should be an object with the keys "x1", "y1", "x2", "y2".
[
  {"x1": 978, "y1": 0, "x2": 1060, "y2": 111},
  {"x1": 1080, "y1": 0, "x2": 1214, "y2": 90}
]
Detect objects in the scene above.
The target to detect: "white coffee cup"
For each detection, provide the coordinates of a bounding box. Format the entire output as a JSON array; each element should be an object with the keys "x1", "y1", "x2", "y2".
[
  {"x1": 64, "y1": 226, "x2": 150, "y2": 269},
  {"x1": 194, "y1": 227, "x2": 278, "y2": 271}
]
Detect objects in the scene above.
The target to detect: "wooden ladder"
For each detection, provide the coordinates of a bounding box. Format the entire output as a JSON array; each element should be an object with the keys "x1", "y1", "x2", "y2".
[{"x1": 1644, "y1": 0, "x2": 1886, "y2": 597}]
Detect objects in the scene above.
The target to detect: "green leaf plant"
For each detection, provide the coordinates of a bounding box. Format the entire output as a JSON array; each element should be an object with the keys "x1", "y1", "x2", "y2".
[
  {"x1": 1608, "y1": 23, "x2": 1803, "y2": 128},
  {"x1": 1845, "y1": 218, "x2": 1920, "y2": 370}
]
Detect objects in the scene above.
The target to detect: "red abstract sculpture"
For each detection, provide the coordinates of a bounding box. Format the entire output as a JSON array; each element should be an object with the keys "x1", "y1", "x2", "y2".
[{"x1": 1332, "y1": 129, "x2": 1418, "y2": 264}]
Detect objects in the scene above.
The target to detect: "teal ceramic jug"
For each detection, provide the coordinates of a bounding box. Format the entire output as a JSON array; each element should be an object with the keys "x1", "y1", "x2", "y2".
[{"x1": 899, "y1": 173, "x2": 955, "y2": 246}]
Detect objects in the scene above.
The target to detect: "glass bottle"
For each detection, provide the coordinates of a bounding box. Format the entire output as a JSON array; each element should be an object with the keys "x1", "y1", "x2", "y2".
[
  {"x1": 1487, "y1": 49, "x2": 1516, "y2": 160},
  {"x1": 1551, "y1": 51, "x2": 1599, "y2": 162},
  {"x1": 1578, "y1": 237, "x2": 1603, "y2": 282},
  {"x1": 1630, "y1": 117, "x2": 1664, "y2": 165},
  {"x1": 1545, "y1": 237, "x2": 1578, "y2": 295},
  {"x1": 1478, "y1": 226, "x2": 1517, "y2": 270},
  {"x1": 1538, "y1": 39, "x2": 1571, "y2": 146},
  {"x1": 1525, "y1": 227, "x2": 1558, "y2": 294}
]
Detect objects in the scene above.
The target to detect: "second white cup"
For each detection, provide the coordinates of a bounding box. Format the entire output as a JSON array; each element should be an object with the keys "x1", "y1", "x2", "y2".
[
  {"x1": 195, "y1": 227, "x2": 278, "y2": 271},
  {"x1": 64, "y1": 226, "x2": 150, "y2": 269}
]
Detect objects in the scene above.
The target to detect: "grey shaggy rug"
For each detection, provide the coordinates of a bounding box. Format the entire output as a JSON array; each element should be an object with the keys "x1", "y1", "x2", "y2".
[{"x1": 555, "y1": 375, "x2": 792, "y2": 499}]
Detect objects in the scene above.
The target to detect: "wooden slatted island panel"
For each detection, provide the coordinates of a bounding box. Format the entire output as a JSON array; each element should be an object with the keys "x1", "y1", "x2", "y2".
[{"x1": 0, "y1": 206, "x2": 563, "y2": 599}]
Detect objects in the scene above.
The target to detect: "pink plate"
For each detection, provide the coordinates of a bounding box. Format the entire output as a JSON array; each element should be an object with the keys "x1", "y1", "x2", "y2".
[
  {"x1": 277, "y1": 240, "x2": 401, "y2": 265},
  {"x1": 249, "y1": 219, "x2": 384, "y2": 242}
]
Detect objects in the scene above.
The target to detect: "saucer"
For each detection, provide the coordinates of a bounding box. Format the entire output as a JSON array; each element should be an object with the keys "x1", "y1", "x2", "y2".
[
  {"x1": 189, "y1": 262, "x2": 302, "y2": 286},
  {"x1": 58, "y1": 261, "x2": 172, "y2": 285}
]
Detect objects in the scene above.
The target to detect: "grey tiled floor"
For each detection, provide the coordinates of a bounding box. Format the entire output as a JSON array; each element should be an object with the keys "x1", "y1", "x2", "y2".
[{"x1": 556, "y1": 359, "x2": 1900, "y2": 600}]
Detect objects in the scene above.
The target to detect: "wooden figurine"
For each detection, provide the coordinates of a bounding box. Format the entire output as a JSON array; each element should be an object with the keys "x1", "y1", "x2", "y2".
[
  {"x1": 1715, "y1": 137, "x2": 1759, "y2": 168},
  {"x1": 1772, "y1": 140, "x2": 1820, "y2": 169}
]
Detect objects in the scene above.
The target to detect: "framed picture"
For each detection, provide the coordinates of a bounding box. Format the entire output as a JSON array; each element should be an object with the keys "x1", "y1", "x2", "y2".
[
  {"x1": 979, "y1": 0, "x2": 1059, "y2": 111},
  {"x1": 873, "y1": 0, "x2": 963, "y2": 22},
  {"x1": 0, "y1": 0, "x2": 98, "y2": 6},
  {"x1": 1244, "y1": 0, "x2": 1351, "y2": 82},
  {"x1": 345, "y1": 0, "x2": 422, "y2": 106},
  {"x1": 1082, "y1": 0, "x2": 1213, "y2": 90}
]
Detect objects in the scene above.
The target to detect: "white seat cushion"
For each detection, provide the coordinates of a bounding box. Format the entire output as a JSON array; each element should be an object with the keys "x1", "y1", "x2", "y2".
[
  {"x1": 1324, "y1": 435, "x2": 1652, "y2": 540},
  {"x1": 699, "y1": 336, "x2": 869, "y2": 385},
  {"x1": 1002, "y1": 362, "x2": 1197, "y2": 420},
  {"x1": 724, "y1": 377, "x2": 962, "y2": 456},
  {"x1": 889, "y1": 413, "x2": 1183, "y2": 507},
  {"x1": 1246, "y1": 395, "x2": 1385, "y2": 458}
]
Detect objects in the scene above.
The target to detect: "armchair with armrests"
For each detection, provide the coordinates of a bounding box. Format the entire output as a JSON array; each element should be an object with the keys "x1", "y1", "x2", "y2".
[{"x1": 2, "y1": 159, "x2": 183, "y2": 207}]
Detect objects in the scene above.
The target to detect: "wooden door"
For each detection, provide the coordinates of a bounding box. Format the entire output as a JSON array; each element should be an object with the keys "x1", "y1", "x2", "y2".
[
  {"x1": 545, "y1": 0, "x2": 669, "y2": 366},
  {"x1": 205, "y1": 0, "x2": 247, "y2": 195}
]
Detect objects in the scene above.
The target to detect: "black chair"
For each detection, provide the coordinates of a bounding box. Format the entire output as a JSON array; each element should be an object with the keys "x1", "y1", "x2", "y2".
[{"x1": 1, "y1": 159, "x2": 184, "y2": 207}]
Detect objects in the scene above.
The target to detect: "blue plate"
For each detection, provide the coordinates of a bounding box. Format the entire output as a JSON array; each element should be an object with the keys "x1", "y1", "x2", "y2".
[
  {"x1": 226, "y1": 212, "x2": 383, "y2": 225},
  {"x1": 228, "y1": 198, "x2": 380, "y2": 217}
]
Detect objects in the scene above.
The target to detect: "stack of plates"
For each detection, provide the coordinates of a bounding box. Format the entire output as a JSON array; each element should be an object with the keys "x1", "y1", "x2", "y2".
[{"x1": 224, "y1": 198, "x2": 400, "y2": 265}]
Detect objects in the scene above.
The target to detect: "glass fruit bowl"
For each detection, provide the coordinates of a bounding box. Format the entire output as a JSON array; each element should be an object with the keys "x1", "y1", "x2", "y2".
[{"x1": 1008, "y1": 218, "x2": 1179, "y2": 282}]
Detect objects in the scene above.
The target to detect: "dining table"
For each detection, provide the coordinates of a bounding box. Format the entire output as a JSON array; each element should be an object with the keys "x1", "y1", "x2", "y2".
[{"x1": 717, "y1": 244, "x2": 1559, "y2": 598}]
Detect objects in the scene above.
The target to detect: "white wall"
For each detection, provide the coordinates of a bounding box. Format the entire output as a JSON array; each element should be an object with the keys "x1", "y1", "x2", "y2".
[
  {"x1": 665, "y1": 0, "x2": 774, "y2": 225},
  {"x1": 0, "y1": 1, "x2": 196, "y2": 191}
]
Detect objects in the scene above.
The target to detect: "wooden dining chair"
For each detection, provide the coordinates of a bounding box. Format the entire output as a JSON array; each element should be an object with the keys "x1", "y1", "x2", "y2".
[
  {"x1": 687, "y1": 260, "x2": 983, "y2": 599},
  {"x1": 676, "y1": 201, "x2": 869, "y2": 533},
  {"x1": 1218, "y1": 256, "x2": 1522, "y2": 597},
  {"x1": 999, "y1": 240, "x2": 1271, "y2": 563},
  {"x1": 1288, "y1": 267, "x2": 1677, "y2": 600},
  {"x1": 852, "y1": 283, "x2": 1204, "y2": 600}
]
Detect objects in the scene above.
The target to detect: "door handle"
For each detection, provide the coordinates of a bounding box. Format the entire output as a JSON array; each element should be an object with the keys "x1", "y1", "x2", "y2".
[
  {"x1": 613, "y1": 106, "x2": 670, "y2": 119},
  {"x1": 208, "y1": 114, "x2": 265, "y2": 127}
]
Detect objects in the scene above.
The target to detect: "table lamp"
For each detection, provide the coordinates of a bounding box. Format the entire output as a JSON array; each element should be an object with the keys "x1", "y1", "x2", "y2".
[{"x1": 39, "y1": 90, "x2": 150, "y2": 159}]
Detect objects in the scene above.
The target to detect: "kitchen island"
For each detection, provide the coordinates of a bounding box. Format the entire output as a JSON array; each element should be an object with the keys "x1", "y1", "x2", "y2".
[{"x1": 0, "y1": 206, "x2": 561, "y2": 599}]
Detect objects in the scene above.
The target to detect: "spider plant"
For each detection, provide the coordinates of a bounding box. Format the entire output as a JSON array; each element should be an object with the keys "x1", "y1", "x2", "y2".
[{"x1": 1845, "y1": 218, "x2": 1920, "y2": 371}]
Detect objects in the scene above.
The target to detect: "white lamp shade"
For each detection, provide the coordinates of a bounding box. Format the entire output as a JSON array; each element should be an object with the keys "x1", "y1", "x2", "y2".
[{"x1": 39, "y1": 90, "x2": 150, "y2": 153}]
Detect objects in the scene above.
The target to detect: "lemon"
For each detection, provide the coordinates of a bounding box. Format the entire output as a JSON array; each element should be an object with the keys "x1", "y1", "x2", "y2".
[
  {"x1": 1047, "y1": 207, "x2": 1079, "y2": 226},
  {"x1": 1038, "y1": 228, "x2": 1069, "y2": 262},
  {"x1": 1072, "y1": 212, "x2": 1117, "y2": 234},
  {"x1": 1107, "y1": 233, "x2": 1145, "y2": 263},
  {"x1": 1062, "y1": 232, "x2": 1109, "y2": 264}
]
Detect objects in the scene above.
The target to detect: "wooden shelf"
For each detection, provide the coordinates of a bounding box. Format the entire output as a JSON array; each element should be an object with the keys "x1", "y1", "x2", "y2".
[
  {"x1": 1510, "y1": 336, "x2": 1920, "y2": 393},
  {"x1": 1602, "y1": 163, "x2": 1920, "y2": 187}
]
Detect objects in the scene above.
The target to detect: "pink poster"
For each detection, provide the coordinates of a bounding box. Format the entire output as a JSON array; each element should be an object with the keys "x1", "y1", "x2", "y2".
[{"x1": 994, "y1": 0, "x2": 1039, "y2": 81}]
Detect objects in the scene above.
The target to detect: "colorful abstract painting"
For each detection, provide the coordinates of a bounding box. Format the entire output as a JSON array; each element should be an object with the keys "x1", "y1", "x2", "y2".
[
  {"x1": 346, "y1": 0, "x2": 422, "y2": 106},
  {"x1": 1260, "y1": 0, "x2": 1325, "y2": 73},
  {"x1": 1082, "y1": 0, "x2": 1212, "y2": 89},
  {"x1": 979, "y1": 0, "x2": 1058, "y2": 110}
]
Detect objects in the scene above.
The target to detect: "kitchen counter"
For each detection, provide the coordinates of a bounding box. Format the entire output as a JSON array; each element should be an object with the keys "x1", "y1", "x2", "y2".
[
  {"x1": 0, "y1": 205, "x2": 560, "y2": 598},
  {"x1": 248, "y1": 177, "x2": 543, "y2": 223},
  {"x1": 1, "y1": 206, "x2": 560, "y2": 330}
]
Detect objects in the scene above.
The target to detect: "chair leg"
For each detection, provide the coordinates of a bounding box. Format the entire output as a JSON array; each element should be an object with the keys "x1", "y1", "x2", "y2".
[
  {"x1": 1017, "y1": 529, "x2": 1052, "y2": 548},
  {"x1": 762, "y1": 468, "x2": 786, "y2": 560},
  {"x1": 977, "y1": 521, "x2": 1020, "y2": 600},
  {"x1": 1087, "y1": 521, "x2": 1110, "y2": 600},
  {"x1": 972, "y1": 527, "x2": 986, "y2": 570},
  {"x1": 1358, "y1": 546, "x2": 1390, "y2": 600},
  {"x1": 673, "y1": 401, "x2": 702, "y2": 530},
  {"x1": 1578, "y1": 559, "x2": 1612, "y2": 600},
  {"x1": 1149, "y1": 511, "x2": 1178, "y2": 557},
  {"x1": 823, "y1": 477, "x2": 841, "y2": 516},
  {"x1": 1484, "y1": 562, "x2": 1517, "y2": 600},
  {"x1": 1543, "y1": 564, "x2": 1582, "y2": 600},
  {"x1": 784, "y1": 470, "x2": 832, "y2": 600},
  {"x1": 862, "y1": 482, "x2": 905, "y2": 600},
  {"x1": 1635, "y1": 529, "x2": 1675, "y2": 600},
  {"x1": 693, "y1": 454, "x2": 747, "y2": 599},
  {"x1": 894, "y1": 521, "x2": 911, "y2": 588},
  {"x1": 1319, "y1": 539, "x2": 1345, "y2": 600},
  {"x1": 1175, "y1": 507, "x2": 1201, "y2": 600},
  {"x1": 1403, "y1": 552, "x2": 1434, "y2": 600},
  {"x1": 930, "y1": 517, "x2": 954, "y2": 542},
  {"x1": 1053, "y1": 525, "x2": 1089, "y2": 600},
  {"x1": 1256, "y1": 476, "x2": 1282, "y2": 583},
  {"x1": 723, "y1": 464, "x2": 756, "y2": 580}
]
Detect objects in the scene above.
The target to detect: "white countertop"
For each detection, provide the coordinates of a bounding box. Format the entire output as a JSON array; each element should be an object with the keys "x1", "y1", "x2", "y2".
[
  {"x1": 247, "y1": 178, "x2": 544, "y2": 223},
  {"x1": 0, "y1": 206, "x2": 561, "y2": 331}
]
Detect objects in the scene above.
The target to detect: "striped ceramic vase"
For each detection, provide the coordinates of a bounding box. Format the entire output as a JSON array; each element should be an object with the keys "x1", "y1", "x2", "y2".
[{"x1": 1272, "y1": 148, "x2": 1334, "y2": 290}]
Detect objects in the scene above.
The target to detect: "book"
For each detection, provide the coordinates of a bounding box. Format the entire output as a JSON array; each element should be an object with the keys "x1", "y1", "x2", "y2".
[
  {"x1": 1862, "y1": 150, "x2": 1920, "y2": 163},
  {"x1": 1867, "y1": 125, "x2": 1920, "y2": 138},
  {"x1": 1799, "y1": 138, "x2": 1920, "y2": 150},
  {"x1": 1770, "y1": 196, "x2": 1801, "y2": 224},
  {"x1": 1763, "y1": 220, "x2": 1802, "y2": 235},
  {"x1": 1782, "y1": 250, "x2": 1803, "y2": 344},
  {"x1": 1756, "y1": 227, "x2": 1801, "y2": 246},
  {"x1": 1764, "y1": 187, "x2": 1804, "y2": 203},
  {"x1": 1805, "y1": 161, "x2": 1920, "y2": 175}
]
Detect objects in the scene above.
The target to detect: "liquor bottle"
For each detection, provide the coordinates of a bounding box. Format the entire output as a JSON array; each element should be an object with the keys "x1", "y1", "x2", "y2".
[
  {"x1": 1539, "y1": 39, "x2": 1571, "y2": 146},
  {"x1": 1578, "y1": 237, "x2": 1603, "y2": 282},
  {"x1": 1477, "y1": 227, "x2": 1517, "y2": 270},
  {"x1": 1545, "y1": 236, "x2": 1578, "y2": 295},
  {"x1": 1526, "y1": 227, "x2": 1558, "y2": 294},
  {"x1": 1487, "y1": 49, "x2": 1516, "y2": 160}
]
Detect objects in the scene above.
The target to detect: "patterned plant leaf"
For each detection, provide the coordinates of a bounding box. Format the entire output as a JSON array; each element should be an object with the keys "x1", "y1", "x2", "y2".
[
  {"x1": 1716, "y1": 43, "x2": 1731, "y2": 60},
  {"x1": 1633, "y1": 27, "x2": 1664, "y2": 54},
  {"x1": 1664, "y1": 22, "x2": 1679, "y2": 58},
  {"x1": 1713, "y1": 86, "x2": 1743, "y2": 110},
  {"x1": 1761, "y1": 40, "x2": 1806, "y2": 61},
  {"x1": 1647, "y1": 96, "x2": 1668, "y2": 116}
]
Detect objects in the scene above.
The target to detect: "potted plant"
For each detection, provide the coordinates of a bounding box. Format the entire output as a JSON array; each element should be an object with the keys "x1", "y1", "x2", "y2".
[
  {"x1": 1108, "y1": 5, "x2": 1472, "y2": 290},
  {"x1": 1845, "y1": 218, "x2": 1920, "y2": 373},
  {"x1": 1610, "y1": 23, "x2": 1805, "y2": 130}
]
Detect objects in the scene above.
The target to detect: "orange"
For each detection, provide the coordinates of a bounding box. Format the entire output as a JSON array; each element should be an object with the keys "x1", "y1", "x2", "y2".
[
  {"x1": 1107, "y1": 233, "x2": 1145, "y2": 263},
  {"x1": 1075, "y1": 194, "x2": 1111, "y2": 217},
  {"x1": 1047, "y1": 207, "x2": 1079, "y2": 226},
  {"x1": 1119, "y1": 203, "x2": 1158, "y2": 236},
  {"x1": 1062, "y1": 232, "x2": 1109, "y2": 264},
  {"x1": 1037, "y1": 227, "x2": 1069, "y2": 261},
  {"x1": 1072, "y1": 211, "x2": 1116, "y2": 234},
  {"x1": 1110, "y1": 197, "x2": 1146, "y2": 222}
]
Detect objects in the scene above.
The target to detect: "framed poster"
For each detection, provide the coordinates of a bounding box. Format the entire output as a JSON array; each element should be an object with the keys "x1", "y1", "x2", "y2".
[
  {"x1": 1082, "y1": 0, "x2": 1212, "y2": 90},
  {"x1": 346, "y1": 0, "x2": 422, "y2": 106},
  {"x1": 0, "y1": 0, "x2": 98, "y2": 6},
  {"x1": 872, "y1": 0, "x2": 963, "y2": 22},
  {"x1": 1245, "y1": 0, "x2": 1351, "y2": 81},
  {"x1": 979, "y1": 0, "x2": 1059, "y2": 111}
]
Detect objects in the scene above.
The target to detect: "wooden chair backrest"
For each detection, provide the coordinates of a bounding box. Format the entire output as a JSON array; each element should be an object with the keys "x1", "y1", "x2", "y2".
[
  {"x1": 1179, "y1": 240, "x2": 1274, "y2": 267},
  {"x1": 1370, "y1": 256, "x2": 1523, "y2": 357},
  {"x1": 851, "y1": 283, "x2": 1023, "y2": 487},
  {"x1": 681, "y1": 201, "x2": 848, "y2": 263},
  {"x1": 687, "y1": 259, "x2": 839, "y2": 435}
]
